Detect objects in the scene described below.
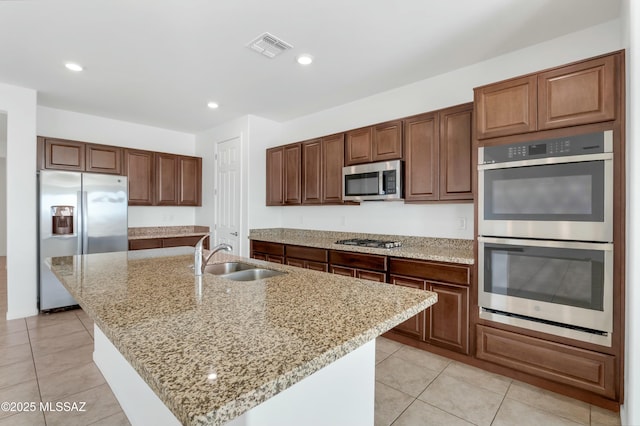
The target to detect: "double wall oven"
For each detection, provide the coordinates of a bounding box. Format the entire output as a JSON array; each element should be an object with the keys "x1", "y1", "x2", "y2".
[{"x1": 477, "y1": 130, "x2": 614, "y2": 346}]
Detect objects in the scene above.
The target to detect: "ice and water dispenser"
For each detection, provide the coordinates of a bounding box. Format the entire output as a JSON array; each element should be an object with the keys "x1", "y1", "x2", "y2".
[{"x1": 51, "y1": 206, "x2": 74, "y2": 235}]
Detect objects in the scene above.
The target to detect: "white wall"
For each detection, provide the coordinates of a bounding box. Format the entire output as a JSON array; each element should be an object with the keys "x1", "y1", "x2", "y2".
[
  {"x1": 195, "y1": 115, "x2": 281, "y2": 256},
  {"x1": 258, "y1": 19, "x2": 623, "y2": 240},
  {"x1": 37, "y1": 106, "x2": 198, "y2": 227},
  {"x1": 1, "y1": 82, "x2": 38, "y2": 319},
  {"x1": 0, "y1": 113, "x2": 6, "y2": 256},
  {"x1": 622, "y1": 0, "x2": 639, "y2": 423}
]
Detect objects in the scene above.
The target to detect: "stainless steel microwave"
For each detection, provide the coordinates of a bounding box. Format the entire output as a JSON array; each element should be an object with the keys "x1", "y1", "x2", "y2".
[{"x1": 342, "y1": 160, "x2": 403, "y2": 201}]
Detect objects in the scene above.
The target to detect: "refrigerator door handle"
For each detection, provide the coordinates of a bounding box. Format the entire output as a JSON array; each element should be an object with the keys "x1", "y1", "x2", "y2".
[
  {"x1": 82, "y1": 191, "x2": 89, "y2": 254},
  {"x1": 76, "y1": 191, "x2": 83, "y2": 255}
]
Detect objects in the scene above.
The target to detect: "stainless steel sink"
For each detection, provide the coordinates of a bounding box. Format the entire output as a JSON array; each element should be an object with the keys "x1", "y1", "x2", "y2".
[
  {"x1": 204, "y1": 262, "x2": 256, "y2": 275},
  {"x1": 221, "y1": 268, "x2": 286, "y2": 281}
]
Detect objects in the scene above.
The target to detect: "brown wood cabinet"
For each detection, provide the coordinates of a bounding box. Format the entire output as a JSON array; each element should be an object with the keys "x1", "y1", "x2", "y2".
[
  {"x1": 124, "y1": 149, "x2": 155, "y2": 206},
  {"x1": 404, "y1": 112, "x2": 439, "y2": 201},
  {"x1": 475, "y1": 51, "x2": 621, "y2": 139},
  {"x1": 389, "y1": 258, "x2": 471, "y2": 354},
  {"x1": 345, "y1": 121, "x2": 403, "y2": 166},
  {"x1": 439, "y1": 104, "x2": 473, "y2": 200},
  {"x1": 345, "y1": 127, "x2": 373, "y2": 165},
  {"x1": 266, "y1": 144, "x2": 301, "y2": 205},
  {"x1": 129, "y1": 235, "x2": 208, "y2": 250},
  {"x1": 250, "y1": 240, "x2": 286, "y2": 264},
  {"x1": 86, "y1": 144, "x2": 122, "y2": 174},
  {"x1": 155, "y1": 153, "x2": 179, "y2": 205},
  {"x1": 178, "y1": 156, "x2": 202, "y2": 206},
  {"x1": 285, "y1": 245, "x2": 329, "y2": 272},
  {"x1": 43, "y1": 138, "x2": 85, "y2": 171},
  {"x1": 329, "y1": 250, "x2": 387, "y2": 282},
  {"x1": 302, "y1": 139, "x2": 322, "y2": 204},
  {"x1": 321, "y1": 134, "x2": 345, "y2": 204},
  {"x1": 404, "y1": 103, "x2": 473, "y2": 202},
  {"x1": 476, "y1": 325, "x2": 616, "y2": 398}
]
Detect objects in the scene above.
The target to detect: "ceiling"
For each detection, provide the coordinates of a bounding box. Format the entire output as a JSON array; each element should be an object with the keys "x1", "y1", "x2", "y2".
[{"x1": 0, "y1": 0, "x2": 621, "y2": 133}]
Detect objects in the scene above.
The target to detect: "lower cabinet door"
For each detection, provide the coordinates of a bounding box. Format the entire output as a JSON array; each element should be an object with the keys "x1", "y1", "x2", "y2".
[
  {"x1": 286, "y1": 258, "x2": 306, "y2": 269},
  {"x1": 390, "y1": 275, "x2": 426, "y2": 341},
  {"x1": 356, "y1": 270, "x2": 386, "y2": 282},
  {"x1": 266, "y1": 255, "x2": 285, "y2": 264},
  {"x1": 251, "y1": 253, "x2": 267, "y2": 261},
  {"x1": 306, "y1": 261, "x2": 329, "y2": 272},
  {"x1": 427, "y1": 282, "x2": 469, "y2": 354},
  {"x1": 331, "y1": 265, "x2": 357, "y2": 277}
]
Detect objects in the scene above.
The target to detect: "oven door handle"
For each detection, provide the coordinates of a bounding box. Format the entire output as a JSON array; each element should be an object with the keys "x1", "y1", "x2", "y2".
[
  {"x1": 478, "y1": 152, "x2": 613, "y2": 171},
  {"x1": 478, "y1": 236, "x2": 613, "y2": 251}
]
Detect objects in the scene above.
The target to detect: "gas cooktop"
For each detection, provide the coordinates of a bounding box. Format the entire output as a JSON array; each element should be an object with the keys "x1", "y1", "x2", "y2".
[{"x1": 335, "y1": 238, "x2": 402, "y2": 249}]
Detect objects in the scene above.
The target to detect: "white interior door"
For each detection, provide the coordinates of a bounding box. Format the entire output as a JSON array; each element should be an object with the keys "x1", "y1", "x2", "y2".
[{"x1": 214, "y1": 137, "x2": 241, "y2": 254}]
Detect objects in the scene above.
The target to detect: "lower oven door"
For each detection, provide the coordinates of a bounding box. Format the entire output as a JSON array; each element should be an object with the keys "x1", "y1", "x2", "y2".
[{"x1": 478, "y1": 237, "x2": 613, "y2": 344}]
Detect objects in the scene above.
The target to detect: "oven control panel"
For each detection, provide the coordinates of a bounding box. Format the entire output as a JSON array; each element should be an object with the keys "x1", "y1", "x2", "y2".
[{"x1": 480, "y1": 130, "x2": 611, "y2": 164}]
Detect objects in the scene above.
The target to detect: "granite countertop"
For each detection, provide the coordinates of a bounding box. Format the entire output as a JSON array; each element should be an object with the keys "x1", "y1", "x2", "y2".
[
  {"x1": 128, "y1": 225, "x2": 210, "y2": 240},
  {"x1": 48, "y1": 248, "x2": 436, "y2": 425},
  {"x1": 249, "y1": 228, "x2": 474, "y2": 265}
]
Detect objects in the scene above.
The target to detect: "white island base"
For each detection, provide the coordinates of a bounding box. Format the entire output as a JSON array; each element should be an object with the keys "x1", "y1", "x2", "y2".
[{"x1": 93, "y1": 325, "x2": 376, "y2": 426}]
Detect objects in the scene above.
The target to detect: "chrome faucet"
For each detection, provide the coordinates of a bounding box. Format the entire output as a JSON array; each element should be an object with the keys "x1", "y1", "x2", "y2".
[{"x1": 194, "y1": 234, "x2": 232, "y2": 276}]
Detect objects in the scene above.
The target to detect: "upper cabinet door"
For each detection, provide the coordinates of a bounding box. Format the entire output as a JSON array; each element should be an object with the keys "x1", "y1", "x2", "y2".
[
  {"x1": 538, "y1": 54, "x2": 616, "y2": 130},
  {"x1": 86, "y1": 144, "x2": 122, "y2": 175},
  {"x1": 474, "y1": 75, "x2": 537, "y2": 140},
  {"x1": 124, "y1": 149, "x2": 154, "y2": 206},
  {"x1": 322, "y1": 133, "x2": 345, "y2": 204},
  {"x1": 302, "y1": 139, "x2": 322, "y2": 205},
  {"x1": 345, "y1": 127, "x2": 373, "y2": 165},
  {"x1": 178, "y1": 156, "x2": 202, "y2": 206},
  {"x1": 284, "y1": 143, "x2": 302, "y2": 205},
  {"x1": 404, "y1": 112, "x2": 439, "y2": 202},
  {"x1": 155, "y1": 153, "x2": 179, "y2": 205},
  {"x1": 439, "y1": 103, "x2": 473, "y2": 201},
  {"x1": 372, "y1": 120, "x2": 403, "y2": 162},
  {"x1": 266, "y1": 146, "x2": 284, "y2": 206},
  {"x1": 44, "y1": 138, "x2": 85, "y2": 171}
]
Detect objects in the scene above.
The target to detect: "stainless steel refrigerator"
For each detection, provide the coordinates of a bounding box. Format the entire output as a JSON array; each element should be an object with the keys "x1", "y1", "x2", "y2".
[{"x1": 38, "y1": 170, "x2": 128, "y2": 311}]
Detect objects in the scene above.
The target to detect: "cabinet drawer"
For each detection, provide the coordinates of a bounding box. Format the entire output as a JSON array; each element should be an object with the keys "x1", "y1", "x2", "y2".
[
  {"x1": 129, "y1": 239, "x2": 162, "y2": 250},
  {"x1": 389, "y1": 258, "x2": 470, "y2": 285},
  {"x1": 286, "y1": 245, "x2": 328, "y2": 262},
  {"x1": 476, "y1": 325, "x2": 616, "y2": 398},
  {"x1": 251, "y1": 241, "x2": 285, "y2": 256},
  {"x1": 330, "y1": 250, "x2": 387, "y2": 271}
]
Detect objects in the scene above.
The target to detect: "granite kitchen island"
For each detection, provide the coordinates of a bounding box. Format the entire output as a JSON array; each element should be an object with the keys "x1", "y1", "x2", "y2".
[{"x1": 48, "y1": 247, "x2": 437, "y2": 425}]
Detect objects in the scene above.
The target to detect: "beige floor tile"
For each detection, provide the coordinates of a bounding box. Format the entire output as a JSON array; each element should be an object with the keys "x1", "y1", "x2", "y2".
[
  {"x1": 393, "y1": 399, "x2": 474, "y2": 426},
  {"x1": 75, "y1": 309, "x2": 91, "y2": 321},
  {"x1": 0, "y1": 359, "x2": 36, "y2": 389},
  {"x1": 0, "y1": 410, "x2": 46, "y2": 426},
  {"x1": 507, "y1": 380, "x2": 590, "y2": 425},
  {"x1": 38, "y1": 362, "x2": 106, "y2": 401},
  {"x1": 376, "y1": 337, "x2": 403, "y2": 354},
  {"x1": 374, "y1": 381, "x2": 414, "y2": 426},
  {"x1": 0, "y1": 330, "x2": 29, "y2": 348},
  {"x1": 0, "y1": 318, "x2": 27, "y2": 336},
  {"x1": 440, "y1": 361, "x2": 512, "y2": 395},
  {"x1": 88, "y1": 411, "x2": 131, "y2": 426},
  {"x1": 493, "y1": 398, "x2": 583, "y2": 426},
  {"x1": 418, "y1": 373, "x2": 503, "y2": 426},
  {"x1": 0, "y1": 380, "x2": 41, "y2": 420},
  {"x1": 376, "y1": 349, "x2": 392, "y2": 365},
  {"x1": 30, "y1": 329, "x2": 93, "y2": 357},
  {"x1": 44, "y1": 383, "x2": 123, "y2": 426},
  {"x1": 392, "y1": 345, "x2": 451, "y2": 373},
  {"x1": 25, "y1": 310, "x2": 81, "y2": 330},
  {"x1": 376, "y1": 356, "x2": 439, "y2": 397},
  {"x1": 28, "y1": 318, "x2": 86, "y2": 342},
  {"x1": 591, "y1": 405, "x2": 621, "y2": 426},
  {"x1": 0, "y1": 342, "x2": 32, "y2": 368},
  {"x1": 33, "y1": 343, "x2": 94, "y2": 377}
]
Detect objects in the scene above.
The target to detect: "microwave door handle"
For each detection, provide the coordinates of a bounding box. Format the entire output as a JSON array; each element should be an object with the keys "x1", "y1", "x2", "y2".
[{"x1": 379, "y1": 172, "x2": 384, "y2": 195}]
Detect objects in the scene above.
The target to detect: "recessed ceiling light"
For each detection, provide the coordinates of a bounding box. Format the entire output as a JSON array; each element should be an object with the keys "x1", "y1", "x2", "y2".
[
  {"x1": 296, "y1": 54, "x2": 313, "y2": 65},
  {"x1": 65, "y1": 62, "x2": 83, "y2": 72},
  {"x1": 207, "y1": 102, "x2": 219, "y2": 109}
]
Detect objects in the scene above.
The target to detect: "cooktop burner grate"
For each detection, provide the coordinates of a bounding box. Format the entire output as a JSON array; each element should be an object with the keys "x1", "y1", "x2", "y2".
[{"x1": 335, "y1": 238, "x2": 402, "y2": 249}]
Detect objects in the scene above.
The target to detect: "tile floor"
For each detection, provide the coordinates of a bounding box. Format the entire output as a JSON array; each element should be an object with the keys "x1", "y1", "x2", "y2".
[{"x1": 0, "y1": 257, "x2": 623, "y2": 425}]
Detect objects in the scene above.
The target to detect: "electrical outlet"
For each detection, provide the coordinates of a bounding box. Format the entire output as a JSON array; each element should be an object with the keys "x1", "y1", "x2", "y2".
[{"x1": 456, "y1": 217, "x2": 467, "y2": 230}]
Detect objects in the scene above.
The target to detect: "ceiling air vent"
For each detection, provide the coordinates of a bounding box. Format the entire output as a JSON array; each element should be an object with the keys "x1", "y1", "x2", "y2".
[{"x1": 247, "y1": 32, "x2": 293, "y2": 59}]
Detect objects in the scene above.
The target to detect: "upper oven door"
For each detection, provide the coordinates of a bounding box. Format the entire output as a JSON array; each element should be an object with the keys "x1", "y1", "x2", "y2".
[{"x1": 478, "y1": 152, "x2": 613, "y2": 242}]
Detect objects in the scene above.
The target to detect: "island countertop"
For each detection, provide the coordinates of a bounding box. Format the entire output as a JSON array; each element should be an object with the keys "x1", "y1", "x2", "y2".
[{"x1": 48, "y1": 247, "x2": 437, "y2": 425}]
